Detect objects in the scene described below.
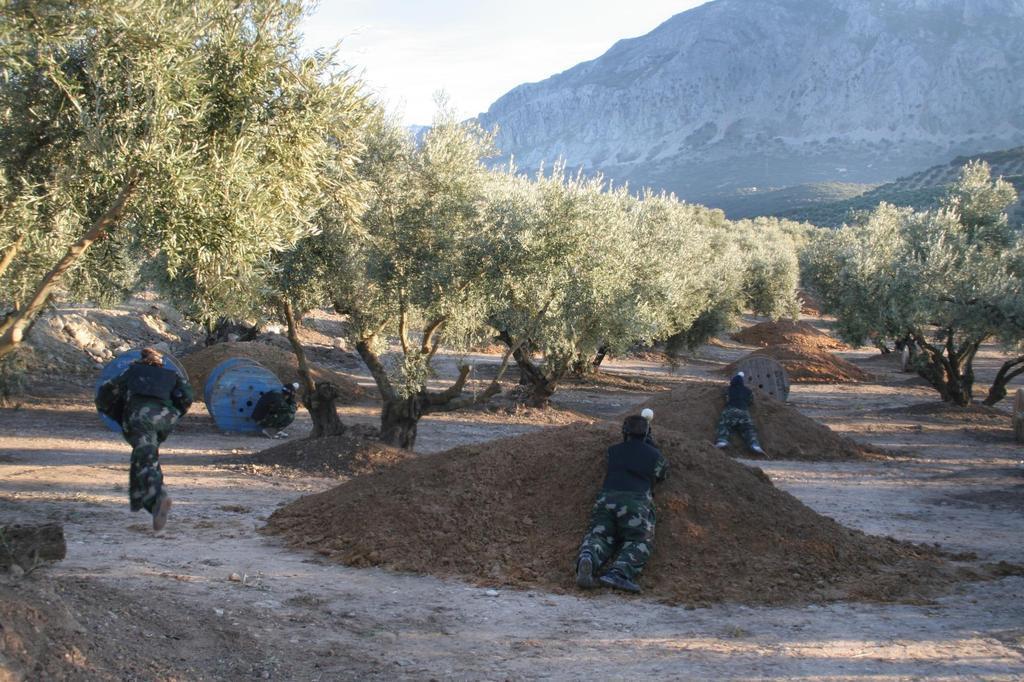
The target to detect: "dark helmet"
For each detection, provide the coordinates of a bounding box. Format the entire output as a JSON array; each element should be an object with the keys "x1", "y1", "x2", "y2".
[{"x1": 621, "y1": 415, "x2": 650, "y2": 440}]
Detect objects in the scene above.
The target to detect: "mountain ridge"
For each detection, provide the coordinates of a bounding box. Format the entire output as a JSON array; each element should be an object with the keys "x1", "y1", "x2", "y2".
[{"x1": 478, "y1": 0, "x2": 1024, "y2": 201}]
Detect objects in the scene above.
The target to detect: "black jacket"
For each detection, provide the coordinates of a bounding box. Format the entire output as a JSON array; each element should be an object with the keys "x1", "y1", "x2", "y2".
[
  {"x1": 725, "y1": 375, "x2": 753, "y2": 410},
  {"x1": 601, "y1": 439, "x2": 669, "y2": 494}
]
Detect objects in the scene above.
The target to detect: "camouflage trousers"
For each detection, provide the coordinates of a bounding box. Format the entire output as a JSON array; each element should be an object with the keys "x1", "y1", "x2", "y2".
[
  {"x1": 259, "y1": 402, "x2": 296, "y2": 430},
  {"x1": 577, "y1": 491, "x2": 656, "y2": 581},
  {"x1": 715, "y1": 407, "x2": 761, "y2": 448},
  {"x1": 122, "y1": 403, "x2": 179, "y2": 513}
]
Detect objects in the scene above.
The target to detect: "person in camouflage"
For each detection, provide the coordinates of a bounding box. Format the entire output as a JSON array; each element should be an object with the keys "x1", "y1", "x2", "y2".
[
  {"x1": 714, "y1": 372, "x2": 766, "y2": 455},
  {"x1": 575, "y1": 413, "x2": 668, "y2": 594},
  {"x1": 251, "y1": 382, "x2": 299, "y2": 438},
  {"x1": 96, "y1": 347, "x2": 193, "y2": 530}
]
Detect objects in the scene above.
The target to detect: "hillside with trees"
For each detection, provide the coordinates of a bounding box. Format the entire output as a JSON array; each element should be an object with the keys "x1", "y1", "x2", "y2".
[{"x1": 779, "y1": 147, "x2": 1024, "y2": 228}]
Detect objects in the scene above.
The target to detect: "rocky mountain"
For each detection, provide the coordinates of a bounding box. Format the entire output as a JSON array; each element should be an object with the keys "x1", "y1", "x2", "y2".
[{"x1": 478, "y1": 0, "x2": 1024, "y2": 204}]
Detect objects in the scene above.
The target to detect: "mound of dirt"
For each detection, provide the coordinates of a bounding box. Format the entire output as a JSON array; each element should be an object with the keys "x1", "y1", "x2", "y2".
[
  {"x1": 226, "y1": 426, "x2": 412, "y2": 478},
  {"x1": 724, "y1": 344, "x2": 871, "y2": 384},
  {"x1": 637, "y1": 382, "x2": 880, "y2": 461},
  {"x1": 731, "y1": 319, "x2": 847, "y2": 351},
  {"x1": 180, "y1": 341, "x2": 365, "y2": 402},
  {"x1": 265, "y1": 424, "x2": 956, "y2": 606},
  {"x1": 24, "y1": 301, "x2": 200, "y2": 377},
  {"x1": 798, "y1": 289, "x2": 823, "y2": 316},
  {"x1": 0, "y1": 578, "x2": 183, "y2": 680}
]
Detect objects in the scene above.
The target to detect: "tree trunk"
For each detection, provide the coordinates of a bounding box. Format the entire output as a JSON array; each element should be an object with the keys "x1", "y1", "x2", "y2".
[
  {"x1": 360, "y1": 334, "x2": 514, "y2": 449},
  {"x1": 0, "y1": 176, "x2": 136, "y2": 360},
  {"x1": 1013, "y1": 389, "x2": 1024, "y2": 444},
  {"x1": 379, "y1": 394, "x2": 425, "y2": 449},
  {"x1": 0, "y1": 523, "x2": 66, "y2": 568},
  {"x1": 983, "y1": 355, "x2": 1024, "y2": 406},
  {"x1": 497, "y1": 331, "x2": 561, "y2": 407},
  {"x1": 525, "y1": 379, "x2": 557, "y2": 408},
  {"x1": 309, "y1": 382, "x2": 346, "y2": 438},
  {"x1": 911, "y1": 331, "x2": 977, "y2": 406},
  {"x1": 571, "y1": 346, "x2": 609, "y2": 377},
  {"x1": 280, "y1": 300, "x2": 345, "y2": 438},
  {"x1": 354, "y1": 337, "x2": 422, "y2": 448}
]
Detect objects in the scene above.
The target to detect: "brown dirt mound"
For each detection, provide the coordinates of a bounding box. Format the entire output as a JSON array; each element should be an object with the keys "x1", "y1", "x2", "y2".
[
  {"x1": 638, "y1": 382, "x2": 881, "y2": 461},
  {"x1": 731, "y1": 319, "x2": 847, "y2": 351},
  {"x1": 180, "y1": 341, "x2": 366, "y2": 402},
  {"x1": 225, "y1": 426, "x2": 411, "y2": 478},
  {"x1": 798, "y1": 289, "x2": 823, "y2": 316},
  {"x1": 0, "y1": 578, "x2": 202, "y2": 680},
  {"x1": 265, "y1": 424, "x2": 957, "y2": 606},
  {"x1": 724, "y1": 344, "x2": 871, "y2": 384}
]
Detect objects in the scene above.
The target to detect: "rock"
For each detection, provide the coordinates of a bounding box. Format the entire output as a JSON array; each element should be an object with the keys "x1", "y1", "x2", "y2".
[
  {"x1": 8, "y1": 563, "x2": 24, "y2": 578},
  {"x1": 0, "y1": 523, "x2": 67, "y2": 568},
  {"x1": 228, "y1": 572, "x2": 243, "y2": 582},
  {"x1": 485, "y1": 589, "x2": 500, "y2": 597}
]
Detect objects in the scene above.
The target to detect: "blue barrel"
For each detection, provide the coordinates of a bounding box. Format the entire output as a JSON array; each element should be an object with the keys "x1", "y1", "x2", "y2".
[
  {"x1": 95, "y1": 350, "x2": 189, "y2": 432},
  {"x1": 203, "y1": 357, "x2": 261, "y2": 405},
  {"x1": 204, "y1": 358, "x2": 285, "y2": 433}
]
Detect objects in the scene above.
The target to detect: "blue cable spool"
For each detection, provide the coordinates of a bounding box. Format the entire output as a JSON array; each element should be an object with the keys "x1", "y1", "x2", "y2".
[
  {"x1": 95, "y1": 350, "x2": 189, "y2": 433},
  {"x1": 204, "y1": 358, "x2": 285, "y2": 433}
]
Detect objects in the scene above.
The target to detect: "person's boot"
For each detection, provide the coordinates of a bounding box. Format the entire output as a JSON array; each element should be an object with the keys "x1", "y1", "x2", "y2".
[
  {"x1": 599, "y1": 570, "x2": 641, "y2": 593},
  {"x1": 575, "y1": 553, "x2": 596, "y2": 589},
  {"x1": 714, "y1": 440, "x2": 728, "y2": 449},
  {"x1": 750, "y1": 444, "x2": 766, "y2": 456},
  {"x1": 152, "y1": 494, "x2": 172, "y2": 531}
]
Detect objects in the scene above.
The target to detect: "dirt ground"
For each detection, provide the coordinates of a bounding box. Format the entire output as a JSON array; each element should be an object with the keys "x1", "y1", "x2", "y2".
[{"x1": 2, "y1": 315, "x2": 1024, "y2": 680}]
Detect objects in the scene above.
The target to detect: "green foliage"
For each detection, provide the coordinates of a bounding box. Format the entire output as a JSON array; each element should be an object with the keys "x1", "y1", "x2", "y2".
[
  {"x1": 733, "y1": 217, "x2": 802, "y2": 319},
  {"x1": 487, "y1": 172, "x2": 801, "y2": 399},
  {"x1": 311, "y1": 108, "x2": 497, "y2": 399},
  {"x1": 0, "y1": 0, "x2": 368, "y2": 337},
  {"x1": 804, "y1": 162, "x2": 1023, "y2": 404}
]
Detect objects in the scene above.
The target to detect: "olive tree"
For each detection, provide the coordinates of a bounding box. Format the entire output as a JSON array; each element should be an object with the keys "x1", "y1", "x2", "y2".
[
  {"x1": 487, "y1": 173, "x2": 772, "y2": 405},
  {"x1": 733, "y1": 217, "x2": 802, "y2": 320},
  {"x1": 805, "y1": 162, "x2": 1022, "y2": 405},
  {"x1": 0, "y1": 0, "x2": 358, "y2": 359},
  {"x1": 483, "y1": 168, "x2": 652, "y2": 405},
  {"x1": 316, "y1": 112, "x2": 512, "y2": 448},
  {"x1": 983, "y1": 271, "x2": 1024, "y2": 405}
]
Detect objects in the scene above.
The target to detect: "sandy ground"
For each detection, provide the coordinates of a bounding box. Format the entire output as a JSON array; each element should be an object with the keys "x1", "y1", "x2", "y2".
[{"x1": 2, "y1": 325, "x2": 1024, "y2": 680}]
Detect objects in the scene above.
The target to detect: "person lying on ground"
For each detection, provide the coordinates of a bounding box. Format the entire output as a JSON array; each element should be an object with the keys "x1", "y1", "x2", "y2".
[
  {"x1": 252, "y1": 382, "x2": 299, "y2": 438},
  {"x1": 96, "y1": 347, "x2": 193, "y2": 531},
  {"x1": 575, "y1": 413, "x2": 668, "y2": 594},
  {"x1": 713, "y1": 371, "x2": 766, "y2": 456}
]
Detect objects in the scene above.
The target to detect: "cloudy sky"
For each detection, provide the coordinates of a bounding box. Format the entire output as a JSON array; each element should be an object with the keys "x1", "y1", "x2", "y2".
[{"x1": 300, "y1": 1, "x2": 708, "y2": 125}]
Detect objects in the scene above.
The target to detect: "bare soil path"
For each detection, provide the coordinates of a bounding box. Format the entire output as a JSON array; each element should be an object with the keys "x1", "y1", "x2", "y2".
[{"x1": 2, "y1": 328, "x2": 1024, "y2": 680}]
